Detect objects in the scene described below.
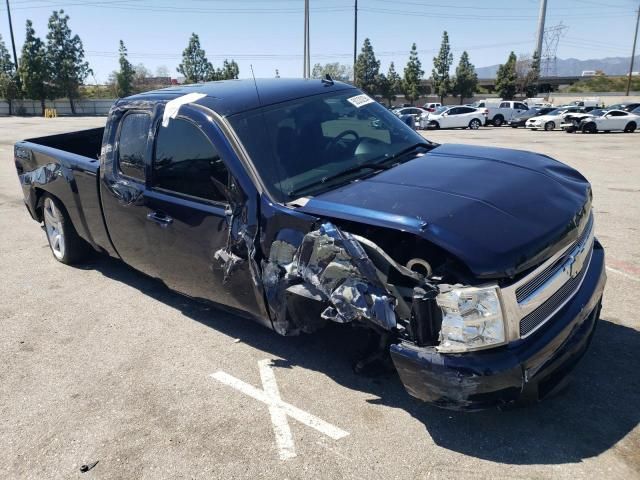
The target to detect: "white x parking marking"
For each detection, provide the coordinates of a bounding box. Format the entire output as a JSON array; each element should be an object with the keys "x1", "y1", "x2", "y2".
[{"x1": 210, "y1": 359, "x2": 349, "y2": 460}]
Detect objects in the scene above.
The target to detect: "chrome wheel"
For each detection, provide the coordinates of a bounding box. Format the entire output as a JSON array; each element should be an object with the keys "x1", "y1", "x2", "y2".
[{"x1": 44, "y1": 197, "x2": 65, "y2": 260}]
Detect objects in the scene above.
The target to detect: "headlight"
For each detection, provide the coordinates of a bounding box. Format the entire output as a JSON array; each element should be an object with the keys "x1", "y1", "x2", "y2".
[{"x1": 435, "y1": 284, "x2": 506, "y2": 353}]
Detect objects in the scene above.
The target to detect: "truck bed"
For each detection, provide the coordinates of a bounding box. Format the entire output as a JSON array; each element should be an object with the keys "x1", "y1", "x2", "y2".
[
  {"x1": 24, "y1": 127, "x2": 104, "y2": 161},
  {"x1": 15, "y1": 127, "x2": 114, "y2": 256}
]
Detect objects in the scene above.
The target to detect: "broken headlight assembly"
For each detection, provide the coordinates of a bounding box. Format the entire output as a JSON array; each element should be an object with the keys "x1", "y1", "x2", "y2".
[{"x1": 435, "y1": 284, "x2": 506, "y2": 353}]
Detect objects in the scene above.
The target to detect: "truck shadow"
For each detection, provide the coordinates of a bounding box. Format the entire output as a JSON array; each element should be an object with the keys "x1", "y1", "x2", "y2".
[{"x1": 87, "y1": 254, "x2": 639, "y2": 467}]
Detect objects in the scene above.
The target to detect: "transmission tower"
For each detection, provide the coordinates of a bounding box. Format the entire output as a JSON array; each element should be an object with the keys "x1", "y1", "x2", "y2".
[{"x1": 541, "y1": 23, "x2": 568, "y2": 77}]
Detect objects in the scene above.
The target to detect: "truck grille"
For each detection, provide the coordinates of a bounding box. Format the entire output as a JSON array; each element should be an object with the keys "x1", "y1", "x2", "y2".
[
  {"x1": 515, "y1": 213, "x2": 594, "y2": 337},
  {"x1": 515, "y1": 214, "x2": 593, "y2": 303},
  {"x1": 519, "y1": 248, "x2": 591, "y2": 336}
]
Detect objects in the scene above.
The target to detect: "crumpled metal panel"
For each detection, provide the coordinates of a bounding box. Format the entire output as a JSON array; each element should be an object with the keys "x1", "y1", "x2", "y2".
[{"x1": 261, "y1": 222, "x2": 397, "y2": 335}]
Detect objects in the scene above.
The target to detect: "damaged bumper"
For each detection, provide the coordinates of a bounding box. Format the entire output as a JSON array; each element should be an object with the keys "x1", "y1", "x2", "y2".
[{"x1": 390, "y1": 241, "x2": 606, "y2": 410}]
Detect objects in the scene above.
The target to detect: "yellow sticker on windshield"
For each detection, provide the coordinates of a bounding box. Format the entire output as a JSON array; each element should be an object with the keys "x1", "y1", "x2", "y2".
[{"x1": 347, "y1": 94, "x2": 375, "y2": 108}]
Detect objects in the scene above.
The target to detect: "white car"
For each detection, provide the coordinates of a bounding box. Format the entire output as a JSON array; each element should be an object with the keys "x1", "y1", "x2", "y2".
[
  {"x1": 471, "y1": 99, "x2": 529, "y2": 126},
  {"x1": 564, "y1": 109, "x2": 639, "y2": 133},
  {"x1": 422, "y1": 106, "x2": 487, "y2": 130},
  {"x1": 422, "y1": 102, "x2": 442, "y2": 112},
  {"x1": 393, "y1": 107, "x2": 429, "y2": 122},
  {"x1": 525, "y1": 106, "x2": 584, "y2": 131}
]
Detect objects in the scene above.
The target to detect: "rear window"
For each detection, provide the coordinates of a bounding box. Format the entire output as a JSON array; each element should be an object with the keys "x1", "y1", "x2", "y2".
[{"x1": 117, "y1": 113, "x2": 151, "y2": 181}]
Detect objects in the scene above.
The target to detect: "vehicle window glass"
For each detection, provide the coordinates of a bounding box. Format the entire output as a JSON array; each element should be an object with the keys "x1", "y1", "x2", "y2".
[
  {"x1": 153, "y1": 118, "x2": 229, "y2": 202},
  {"x1": 448, "y1": 108, "x2": 460, "y2": 115},
  {"x1": 228, "y1": 89, "x2": 427, "y2": 202},
  {"x1": 499, "y1": 102, "x2": 510, "y2": 108},
  {"x1": 460, "y1": 107, "x2": 474, "y2": 114},
  {"x1": 118, "y1": 113, "x2": 150, "y2": 181},
  {"x1": 516, "y1": 103, "x2": 527, "y2": 110},
  {"x1": 609, "y1": 111, "x2": 626, "y2": 116}
]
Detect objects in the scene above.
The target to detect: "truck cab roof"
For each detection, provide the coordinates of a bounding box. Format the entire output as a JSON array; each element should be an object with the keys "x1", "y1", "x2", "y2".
[{"x1": 123, "y1": 78, "x2": 356, "y2": 117}]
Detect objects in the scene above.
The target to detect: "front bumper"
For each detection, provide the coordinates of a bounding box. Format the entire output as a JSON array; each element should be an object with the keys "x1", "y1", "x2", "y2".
[{"x1": 390, "y1": 241, "x2": 606, "y2": 411}]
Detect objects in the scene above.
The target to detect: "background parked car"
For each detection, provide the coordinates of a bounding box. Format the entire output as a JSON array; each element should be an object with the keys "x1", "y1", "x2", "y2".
[
  {"x1": 422, "y1": 102, "x2": 442, "y2": 112},
  {"x1": 421, "y1": 106, "x2": 487, "y2": 129},
  {"x1": 471, "y1": 99, "x2": 529, "y2": 126},
  {"x1": 510, "y1": 107, "x2": 556, "y2": 128},
  {"x1": 393, "y1": 107, "x2": 429, "y2": 127},
  {"x1": 604, "y1": 102, "x2": 640, "y2": 112},
  {"x1": 526, "y1": 106, "x2": 585, "y2": 131},
  {"x1": 568, "y1": 109, "x2": 639, "y2": 133}
]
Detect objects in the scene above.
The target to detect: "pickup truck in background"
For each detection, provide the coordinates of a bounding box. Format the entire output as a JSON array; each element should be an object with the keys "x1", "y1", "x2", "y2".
[
  {"x1": 471, "y1": 99, "x2": 529, "y2": 126},
  {"x1": 14, "y1": 79, "x2": 606, "y2": 410}
]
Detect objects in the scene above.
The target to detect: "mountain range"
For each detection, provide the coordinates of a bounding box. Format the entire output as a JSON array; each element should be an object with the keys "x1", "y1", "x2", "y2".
[{"x1": 475, "y1": 55, "x2": 640, "y2": 78}]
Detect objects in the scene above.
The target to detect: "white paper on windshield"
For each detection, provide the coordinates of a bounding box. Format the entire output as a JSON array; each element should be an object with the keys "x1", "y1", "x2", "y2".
[{"x1": 347, "y1": 94, "x2": 375, "y2": 108}]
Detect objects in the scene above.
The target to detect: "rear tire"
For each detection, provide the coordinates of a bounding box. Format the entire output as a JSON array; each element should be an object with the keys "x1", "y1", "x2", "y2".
[
  {"x1": 624, "y1": 121, "x2": 636, "y2": 133},
  {"x1": 42, "y1": 194, "x2": 90, "y2": 265},
  {"x1": 493, "y1": 115, "x2": 504, "y2": 127},
  {"x1": 468, "y1": 118, "x2": 481, "y2": 130},
  {"x1": 544, "y1": 121, "x2": 555, "y2": 131}
]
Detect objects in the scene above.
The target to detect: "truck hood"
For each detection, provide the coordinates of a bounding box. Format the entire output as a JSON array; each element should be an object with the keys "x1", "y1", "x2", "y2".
[{"x1": 297, "y1": 143, "x2": 592, "y2": 278}]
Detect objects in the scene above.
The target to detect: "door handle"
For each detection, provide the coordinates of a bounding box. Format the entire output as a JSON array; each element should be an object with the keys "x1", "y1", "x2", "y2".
[{"x1": 147, "y1": 211, "x2": 173, "y2": 227}]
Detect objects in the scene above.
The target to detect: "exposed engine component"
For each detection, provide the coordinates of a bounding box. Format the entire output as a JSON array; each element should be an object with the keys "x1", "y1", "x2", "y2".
[{"x1": 406, "y1": 258, "x2": 433, "y2": 278}]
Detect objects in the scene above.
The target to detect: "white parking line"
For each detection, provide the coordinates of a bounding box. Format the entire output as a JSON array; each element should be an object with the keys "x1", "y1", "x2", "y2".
[
  {"x1": 210, "y1": 359, "x2": 349, "y2": 460},
  {"x1": 606, "y1": 266, "x2": 640, "y2": 282},
  {"x1": 258, "y1": 359, "x2": 296, "y2": 460}
]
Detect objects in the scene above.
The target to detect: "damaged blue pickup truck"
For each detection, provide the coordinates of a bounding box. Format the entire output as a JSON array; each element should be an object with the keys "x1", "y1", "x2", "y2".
[{"x1": 14, "y1": 79, "x2": 606, "y2": 410}]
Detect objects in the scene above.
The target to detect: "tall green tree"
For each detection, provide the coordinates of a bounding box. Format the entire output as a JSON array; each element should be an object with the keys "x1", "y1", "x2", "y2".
[
  {"x1": 0, "y1": 34, "x2": 20, "y2": 115},
  {"x1": 177, "y1": 33, "x2": 213, "y2": 83},
  {"x1": 115, "y1": 40, "x2": 135, "y2": 98},
  {"x1": 220, "y1": 59, "x2": 239, "y2": 79},
  {"x1": 19, "y1": 20, "x2": 49, "y2": 114},
  {"x1": 354, "y1": 38, "x2": 380, "y2": 95},
  {"x1": 495, "y1": 51, "x2": 518, "y2": 99},
  {"x1": 379, "y1": 62, "x2": 401, "y2": 106},
  {"x1": 311, "y1": 62, "x2": 352, "y2": 81},
  {"x1": 46, "y1": 10, "x2": 92, "y2": 114},
  {"x1": 432, "y1": 31, "x2": 453, "y2": 103},
  {"x1": 452, "y1": 51, "x2": 478, "y2": 104},
  {"x1": 403, "y1": 43, "x2": 424, "y2": 103}
]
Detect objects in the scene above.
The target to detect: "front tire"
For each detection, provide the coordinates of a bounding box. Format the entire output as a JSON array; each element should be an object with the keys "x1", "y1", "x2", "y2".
[
  {"x1": 468, "y1": 118, "x2": 481, "y2": 130},
  {"x1": 430, "y1": 121, "x2": 440, "y2": 130},
  {"x1": 544, "y1": 121, "x2": 555, "y2": 131},
  {"x1": 42, "y1": 195, "x2": 90, "y2": 265},
  {"x1": 582, "y1": 122, "x2": 597, "y2": 134},
  {"x1": 624, "y1": 121, "x2": 636, "y2": 133}
]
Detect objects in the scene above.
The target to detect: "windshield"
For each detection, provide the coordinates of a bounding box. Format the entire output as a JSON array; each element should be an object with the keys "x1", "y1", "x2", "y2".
[
  {"x1": 589, "y1": 109, "x2": 605, "y2": 117},
  {"x1": 433, "y1": 106, "x2": 448, "y2": 114},
  {"x1": 546, "y1": 108, "x2": 564, "y2": 115},
  {"x1": 228, "y1": 90, "x2": 431, "y2": 202}
]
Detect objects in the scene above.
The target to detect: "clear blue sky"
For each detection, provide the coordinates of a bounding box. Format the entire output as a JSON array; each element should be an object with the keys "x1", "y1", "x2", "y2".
[{"x1": 1, "y1": 0, "x2": 638, "y2": 83}]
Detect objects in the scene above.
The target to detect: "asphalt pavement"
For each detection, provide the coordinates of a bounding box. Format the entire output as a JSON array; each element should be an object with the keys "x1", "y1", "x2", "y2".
[{"x1": 0, "y1": 116, "x2": 638, "y2": 479}]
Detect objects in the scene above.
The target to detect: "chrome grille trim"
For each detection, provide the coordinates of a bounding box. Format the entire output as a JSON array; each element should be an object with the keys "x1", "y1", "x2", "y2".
[
  {"x1": 515, "y1": 214, "x2": 593, "y2": 303},
  {"x1": 519, "y1": 247, "x2": 592, "y2": 336},
  {"x1": 499, "y1": 212, "x2": 595, "y2": 341}
]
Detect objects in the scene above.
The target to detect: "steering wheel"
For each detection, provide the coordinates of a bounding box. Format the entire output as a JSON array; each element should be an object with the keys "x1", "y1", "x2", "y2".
[{"x1": 324, "y1": 129, "x2": 360, "y2": 153}]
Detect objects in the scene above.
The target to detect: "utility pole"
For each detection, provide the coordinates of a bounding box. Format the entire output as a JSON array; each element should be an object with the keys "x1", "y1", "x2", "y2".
[
  {"x1": 5, "y1": 0, "x2": 19, "y2": 70},
  {"x1": 353, "y1": 0, "x2": 358, "y2": 81},
  {"x1": 534, "y1": 0, "x2": 547, "y2": 61},
  {"x1": 626, "y1": 3, "x2": 640, "y2": 96},
  {"x1": 303, "y1": 0, "x2": 310, "y2": 78}
]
